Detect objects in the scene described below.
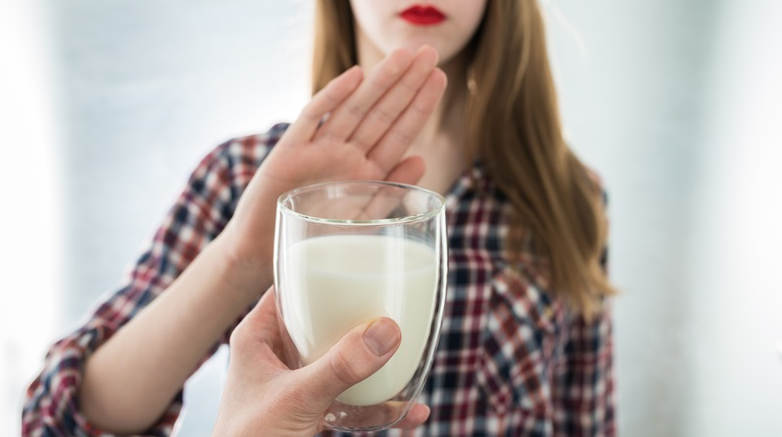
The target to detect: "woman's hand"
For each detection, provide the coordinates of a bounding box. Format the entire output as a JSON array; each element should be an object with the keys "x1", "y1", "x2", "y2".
[
  {"x1": 212, "y1": 288, "x2": 430, "y2": 437},
  {"x1": 217, "y1": 46, "x2": 446, "y2": 283},
  {"x1": 260, "y1": 46, "x2": 443, "y2": 190}
]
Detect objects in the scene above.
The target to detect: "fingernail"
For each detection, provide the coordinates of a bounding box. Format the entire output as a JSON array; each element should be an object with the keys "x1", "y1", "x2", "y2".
[{"x1": 363, "y1": 319, "x2": 401, "y2": 356}]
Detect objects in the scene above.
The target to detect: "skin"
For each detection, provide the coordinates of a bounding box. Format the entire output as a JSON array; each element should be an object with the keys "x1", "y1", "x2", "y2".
[
  {"x1": 350, "y1": 0, "x2": 488, "y2": 194},
  {"x1": 211, "y1": 289, "x2": 430, "y2": 436},
  {"x1": 349, "y1": 0, "x2": 487, "y2": 66},
  {"x1": 80, "y1": 47, "x2": 446, "y2": 433},
  {"x1": 79, "y1": 1, "x2": 489, "y2": 433}
]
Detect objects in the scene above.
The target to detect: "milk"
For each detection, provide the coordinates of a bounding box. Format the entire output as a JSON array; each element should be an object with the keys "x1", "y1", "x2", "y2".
[{"x1": 279, "y1": 234, "x2": 438, "y2": 406}]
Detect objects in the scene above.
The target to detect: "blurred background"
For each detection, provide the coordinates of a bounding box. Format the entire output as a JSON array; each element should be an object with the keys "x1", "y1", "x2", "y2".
[{"x1": 2, "y1": 0, "x2": 780, "y2": 435}]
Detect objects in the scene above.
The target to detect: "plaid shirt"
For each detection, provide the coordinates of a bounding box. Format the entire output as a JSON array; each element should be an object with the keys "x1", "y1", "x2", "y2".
[{"x1": 23, "y1": 123, "x2": 615, "y2": 437}]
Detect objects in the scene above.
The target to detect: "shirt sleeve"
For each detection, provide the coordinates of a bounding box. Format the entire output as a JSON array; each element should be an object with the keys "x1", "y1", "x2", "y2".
[{"x1": 21, "y1": 129, "x2": 281, "y2": 436}]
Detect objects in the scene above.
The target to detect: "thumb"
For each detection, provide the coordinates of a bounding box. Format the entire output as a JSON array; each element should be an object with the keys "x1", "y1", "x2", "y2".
[{"x1": 297, "y1": 317, "x2": 402, "y2": 409}]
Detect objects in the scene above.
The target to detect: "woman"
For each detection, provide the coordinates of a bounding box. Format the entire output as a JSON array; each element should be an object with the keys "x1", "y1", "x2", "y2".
[{"x1": 24, "y1": 1, "x2": 615, "y2": 436}]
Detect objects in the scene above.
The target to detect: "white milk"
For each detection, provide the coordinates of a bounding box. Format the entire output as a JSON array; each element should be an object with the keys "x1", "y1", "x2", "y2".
[{"x1": 280, "y1": 234, "x2": 438, "y2": 406}]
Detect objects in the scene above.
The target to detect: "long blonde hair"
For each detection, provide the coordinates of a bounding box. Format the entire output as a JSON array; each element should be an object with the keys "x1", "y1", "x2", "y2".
[{"x1": 312, "y1": 1, "x2": 615, "y2": 317}]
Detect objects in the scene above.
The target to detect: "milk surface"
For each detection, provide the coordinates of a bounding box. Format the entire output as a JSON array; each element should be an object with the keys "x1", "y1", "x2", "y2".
[{"x1": 280, "y1": 234, "x2": 438, "y2": 406}]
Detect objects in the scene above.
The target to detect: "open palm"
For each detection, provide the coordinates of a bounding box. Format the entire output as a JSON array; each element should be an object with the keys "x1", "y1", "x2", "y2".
[
  {"x1": 220, "y1": 46, "x2": 446, "y2": 277},
  {"x1": 261, "y1": 46, "x2": 444, "y2": 189}
]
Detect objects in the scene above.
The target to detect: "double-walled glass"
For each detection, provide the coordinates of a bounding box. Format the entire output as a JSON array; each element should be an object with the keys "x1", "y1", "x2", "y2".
[{"x1": 274, "y1": 180, "x2": 447, "y2": 432}]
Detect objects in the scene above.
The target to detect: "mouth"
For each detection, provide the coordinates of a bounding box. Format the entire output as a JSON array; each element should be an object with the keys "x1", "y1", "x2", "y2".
[{"x1": 400, "y1": 5, "x2": 446, "y2": 26}]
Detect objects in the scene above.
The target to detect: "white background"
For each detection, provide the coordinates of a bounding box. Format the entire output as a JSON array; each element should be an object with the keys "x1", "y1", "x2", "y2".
[{"x1": 2, "y1": 0, "x2": 781, "y2": 435}]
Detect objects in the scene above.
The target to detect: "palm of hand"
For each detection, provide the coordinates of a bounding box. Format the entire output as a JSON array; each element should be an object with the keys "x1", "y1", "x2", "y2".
[
  {"x1": 259, "y1": 132, "x2": 400, "y2": 189},
  {"x1": 221, "y1": 47, "x2": 446, "y2": 271}
]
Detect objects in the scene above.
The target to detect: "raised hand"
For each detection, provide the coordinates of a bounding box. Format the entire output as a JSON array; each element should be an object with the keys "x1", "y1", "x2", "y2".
[
  {"x1": 263, "y1": 45, "x2": 444, "y2": 187},
  {"x1": 218, "y1": 46, "x2": 446, "y2": 280}
]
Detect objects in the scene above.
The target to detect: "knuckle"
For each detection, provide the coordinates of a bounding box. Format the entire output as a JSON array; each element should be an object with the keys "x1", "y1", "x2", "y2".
[
  {"x1": 269, "y1": 384, "x2": 319, "y2": 418},
  {"x1": 371, "y1": 72, "x2": 395, "y2": 90},
  {"x1": 399, "y1": 77, "x2": 419, "y2": 93},
  {"x1": 388, "y1": 50, "x2": 410, "y2": 74},
  {"x1": 281, "y1": 384, "x2": 309, "y2": 407},
  {"x1": 394, "y1": 130, "x2": 414, "y2": 147},
  {"x1": 387, "y1": 60, "x2": 403, "y2": 77},
  {"x1": 228, "y1": 326, "x2": 243, "y2": 348},
  {"x1": 322, "y1": 88, "x2": 341, "y2": 105},
  {"x1": 299, "y1": 105, "x2": 320, "y2": 123},
  {"x1": 373, "y1": 107, "x2": 396, "y2": 125},
  {"x1": 347, "y1": 103, "x2": 365, "y2": 118},
  {"x1": 330, "y1": 348, "x2": 361, "y2": 386},
  {"x1": 319, "y1": 131, "x2": 341, "y2": 147},
  {"x1": 412, "y1": 100, "x2": 432, "y2": 115}
]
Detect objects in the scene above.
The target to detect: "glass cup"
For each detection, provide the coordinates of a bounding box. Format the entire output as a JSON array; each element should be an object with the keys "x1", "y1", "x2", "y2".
[{"x1": 274, "y1": 180, "x2": 448, "y2": 432}]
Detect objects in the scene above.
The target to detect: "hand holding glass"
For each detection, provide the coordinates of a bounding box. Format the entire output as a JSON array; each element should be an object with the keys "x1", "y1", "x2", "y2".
[{"x1": 274, "y1": 181, "x2": 447, "y2": 432}]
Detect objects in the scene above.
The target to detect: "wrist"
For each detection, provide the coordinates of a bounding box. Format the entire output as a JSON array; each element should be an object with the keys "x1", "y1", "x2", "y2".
[{"x1": 210, "y1": 228, "x2": 274, "y2": 302}]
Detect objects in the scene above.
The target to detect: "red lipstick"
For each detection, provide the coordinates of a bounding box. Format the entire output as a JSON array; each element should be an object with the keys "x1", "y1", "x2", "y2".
[{"x1": 400, "y1": 5, "x2": 446, "y2": 26}]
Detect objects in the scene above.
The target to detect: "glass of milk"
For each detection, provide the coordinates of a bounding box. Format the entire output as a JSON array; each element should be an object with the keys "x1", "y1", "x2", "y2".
[{"x1": 274, "y1": 180, "x2": 447, "y2": 432}]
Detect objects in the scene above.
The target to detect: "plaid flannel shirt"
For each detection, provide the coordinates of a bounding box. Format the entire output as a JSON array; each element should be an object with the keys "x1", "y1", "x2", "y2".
[{"x1": 23, "y1": 123, "x2": 615, "y2": 437}]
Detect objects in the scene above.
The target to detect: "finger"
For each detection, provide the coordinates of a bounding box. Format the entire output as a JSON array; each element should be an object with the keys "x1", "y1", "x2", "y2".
[
  {"x1": 230, "y1": 286, "x2": 278, "y2": 348},
  {"x1": 296, "y1": 317, "x2": 402, "y2": 409},
  {"x1": 368, "y1": 69, "x2": 447, "y2": 174},
  {"x1": 385, "y1": 155, "x2": 425, "y2": 186},
  {"x1": 348, "y1": 46, "x2": 439, "y2": 150},
  {"x1": 284, "y1": 66, "x2": 363, "y2": 142},
  {"x1": 353, "y1": 161, "x2": 425, "y2": 221},
  {"x1": 392, "y1": 404, "x2": 431, "y2": 429},
  {"x1": 314, "y1": 48, "x2": 414, "y2": 143},
  {"x1": 354, "y1": 184, "x2": 407, "y2": 221},
  {"x1": 228, "y1": 287, "x2": 290, "y2": 375}
]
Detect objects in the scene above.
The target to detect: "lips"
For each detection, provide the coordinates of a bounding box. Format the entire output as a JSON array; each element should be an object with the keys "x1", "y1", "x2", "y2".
[{"x1": 400, "y1": 5, "x2": 446, "y2": 26}]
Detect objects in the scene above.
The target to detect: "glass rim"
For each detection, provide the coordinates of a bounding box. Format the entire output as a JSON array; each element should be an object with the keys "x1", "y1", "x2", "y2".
[{"x1": 276, "y1": 180, "x2": 446, "y2": 226}]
